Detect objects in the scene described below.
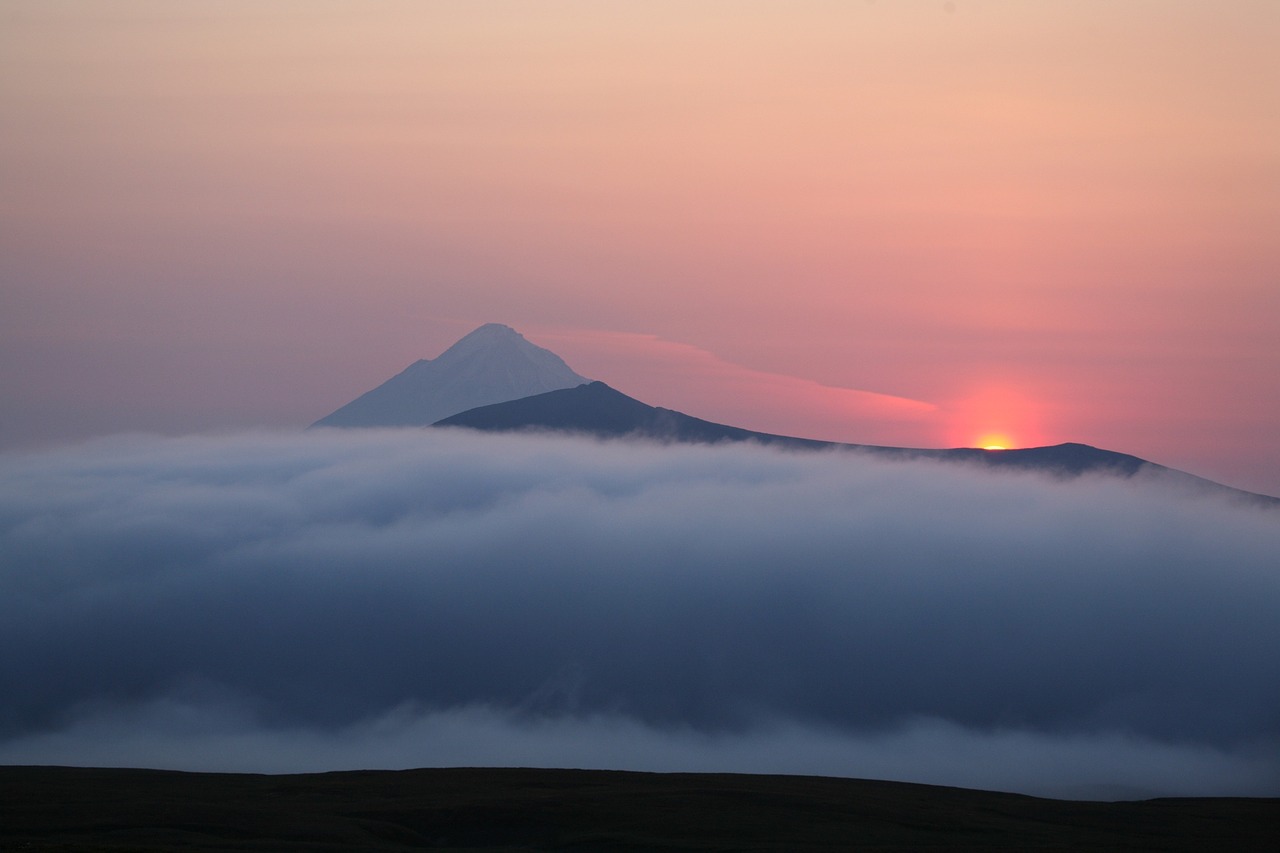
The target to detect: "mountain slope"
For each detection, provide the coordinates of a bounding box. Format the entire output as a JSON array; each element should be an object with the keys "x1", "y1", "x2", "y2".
[
  {"x1": 436, "y1": 382, "x2": 1279, "y2": 504},
  {"x1": 312, "y1": 324, "x2": 589, "y2": 428},
  {"x1": 435, "y1": 380, "x2": 832, "y2": 448}
]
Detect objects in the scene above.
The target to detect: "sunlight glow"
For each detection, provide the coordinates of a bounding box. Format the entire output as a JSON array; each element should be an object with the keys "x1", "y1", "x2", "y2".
[
  {"x1": 977, "y1": 433, "x2": 1014, "y2": 451},
  {"x1": 948, "y1": 386, "x2": 1044, "y2": 451}
]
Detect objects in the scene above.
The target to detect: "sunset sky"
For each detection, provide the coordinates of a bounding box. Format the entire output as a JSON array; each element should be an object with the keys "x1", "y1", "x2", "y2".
[{"x1": 3, "y1": 1, "x2": 1278, "y2": 494}]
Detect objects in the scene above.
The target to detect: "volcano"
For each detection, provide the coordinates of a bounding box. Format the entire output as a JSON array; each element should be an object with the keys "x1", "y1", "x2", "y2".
[{"x1": 312, "y1": 323, "x2": 589, "y2": 428}]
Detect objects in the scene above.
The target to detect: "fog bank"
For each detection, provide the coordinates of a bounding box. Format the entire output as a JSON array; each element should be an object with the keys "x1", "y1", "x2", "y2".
[{"x1": 2, "y1": 429, "x2": 1277, "y2": 798}]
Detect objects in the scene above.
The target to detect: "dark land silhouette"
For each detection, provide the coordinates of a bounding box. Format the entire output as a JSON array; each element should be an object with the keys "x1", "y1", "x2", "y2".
[
  {"x1": 3, "y1": 765, "x2": 1278, "y2": 852},
  {"x1": 436, "y1": 381, "x2": 1279, "y2": 504}
]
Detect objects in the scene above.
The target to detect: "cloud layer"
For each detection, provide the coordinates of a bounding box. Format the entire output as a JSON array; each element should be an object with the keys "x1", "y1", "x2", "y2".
[{"x1": 2, "y1": 429, "x2": 1277, "y2": 798}]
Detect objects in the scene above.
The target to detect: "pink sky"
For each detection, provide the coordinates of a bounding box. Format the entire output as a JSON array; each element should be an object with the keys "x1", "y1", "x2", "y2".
[{"x1": 2, "y1": 1, "x2": 1278, "y2": 494}]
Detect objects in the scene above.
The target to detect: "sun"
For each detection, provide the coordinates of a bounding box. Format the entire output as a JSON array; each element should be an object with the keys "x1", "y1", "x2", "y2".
[
  {"x1": 976, "y1": 433, "x2": 1013, "y2": 451},
  {"x1": 948, "y1": 385, "x2": 1043, "y2": 451}
]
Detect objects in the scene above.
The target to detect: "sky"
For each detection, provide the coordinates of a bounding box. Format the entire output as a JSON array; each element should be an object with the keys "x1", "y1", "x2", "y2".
[
  {"x1": 2, "y1": 1, "x2": 1279, "y2": 494},
  {"x1": 3, "y1": 4, "x2": 1279, "y2": 797},
  {"x1": 3, "y1": 429, "x2": 1278, "y2": 798}
]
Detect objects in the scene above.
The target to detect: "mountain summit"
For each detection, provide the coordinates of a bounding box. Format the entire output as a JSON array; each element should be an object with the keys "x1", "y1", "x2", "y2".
[{"x1": 312, "y1": 323, "x2": 589, "y2": 428}]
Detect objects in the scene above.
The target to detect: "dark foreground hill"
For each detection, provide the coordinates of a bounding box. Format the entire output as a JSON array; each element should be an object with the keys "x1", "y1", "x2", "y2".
[
  {"x1": 433, "y1": 381, "x2": 1146, "y2": 473},
  {"x1": 434, "y1": 379, "x2": 832, "y2": 449},
  {"x1": 436, "y1": 382, "x2": 1279, "y2": 504},
  {"x1": 3, "y1": 766, "x2": 1276, "y2": 852}
]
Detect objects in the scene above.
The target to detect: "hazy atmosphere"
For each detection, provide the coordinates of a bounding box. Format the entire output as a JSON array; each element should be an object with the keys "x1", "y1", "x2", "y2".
[
  {"x1": 3, "y1": 1, "x2": 1279, "y2": 805},
  {"x1": 3, "y1": 430, "x2": 1278, "y2": 798},
  {"x1": 2, "y1": 1, "x2": 1279, "y2": 494}
]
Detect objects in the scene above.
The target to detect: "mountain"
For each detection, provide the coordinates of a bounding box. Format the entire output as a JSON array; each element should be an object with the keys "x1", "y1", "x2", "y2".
[
  {"x1": 312, "y1": 323, "x2": 590, "y2": 428},
  {"x1": 313, "y1": 323, "x2": 1273, "y2": 503},
  {"x1": 436, "y1": 382, "x2": 1280, "y2": 505},
  {"x1": 435, "y1": 380, "x2": 833, "y2": 449}
]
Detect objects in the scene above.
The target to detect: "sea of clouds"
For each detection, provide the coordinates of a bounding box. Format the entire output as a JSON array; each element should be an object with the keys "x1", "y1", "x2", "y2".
[{"x1": 2, "y1": 428, "x2": 1277, "y2": 799}]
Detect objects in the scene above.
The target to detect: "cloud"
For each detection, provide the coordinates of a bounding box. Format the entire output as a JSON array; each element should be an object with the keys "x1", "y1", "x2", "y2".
[
  {"x1": 536, "y1": 328, "x2": 937, "y2": 444},
  {"x1": 2, "y1": 428, "x2": 1277, "y2": 798}
]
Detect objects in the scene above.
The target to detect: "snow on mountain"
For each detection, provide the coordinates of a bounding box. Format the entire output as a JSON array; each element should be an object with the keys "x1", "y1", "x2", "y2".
[{"x1": 311, "y1": 324, "x2": 590, "y2": 428}]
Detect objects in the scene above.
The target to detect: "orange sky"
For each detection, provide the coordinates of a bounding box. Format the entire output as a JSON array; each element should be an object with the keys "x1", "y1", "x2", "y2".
[{"x1": 2, "y1": 1, "x2": 1278, "y2": 493}]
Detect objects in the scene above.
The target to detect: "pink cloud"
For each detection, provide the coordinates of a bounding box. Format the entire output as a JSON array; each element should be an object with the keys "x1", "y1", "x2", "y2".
[{"x1": 536, "y1": 328, "x2": 937, "y2": 447}]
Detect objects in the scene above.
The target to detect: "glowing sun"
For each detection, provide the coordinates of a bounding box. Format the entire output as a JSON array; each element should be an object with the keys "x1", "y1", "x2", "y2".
[
  {"x1": 949, "y1": 386, "x2": 1041, "y2": 452},
  {"x1": 976, "y1": 433, "x2": 1013, "y2": 451}
]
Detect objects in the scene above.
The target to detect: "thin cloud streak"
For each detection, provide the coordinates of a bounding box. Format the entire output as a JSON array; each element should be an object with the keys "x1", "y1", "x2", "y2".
[
  {"x1": 2, "y1": 429, "x2": 1277, "y2": 799},
  {"x1": 537, "y1": 327, "x2": 937, "y2": 445}
]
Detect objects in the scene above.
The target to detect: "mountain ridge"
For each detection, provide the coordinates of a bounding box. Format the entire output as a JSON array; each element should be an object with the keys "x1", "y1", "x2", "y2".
[{"x1": 436, "y1": 381, "x2": 1279, "y2": 505}]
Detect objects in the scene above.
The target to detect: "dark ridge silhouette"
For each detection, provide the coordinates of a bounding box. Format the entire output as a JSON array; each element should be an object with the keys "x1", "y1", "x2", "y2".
[
  {"x1": 2, "y1": 766, "x2": 1276, "y2": 852},
  {"x1": 436, "y1": 382, "x2": 1279, "y2": 504},
  {"x1": 936, "y1": 443, "x2": 1143, "y2": 473},
  {"x1": 435, "y1": 380, "x2": 832, "y2": 449},
  {"x1": 878, "y1": 441, "x2": 1149, "y2": 476}
]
